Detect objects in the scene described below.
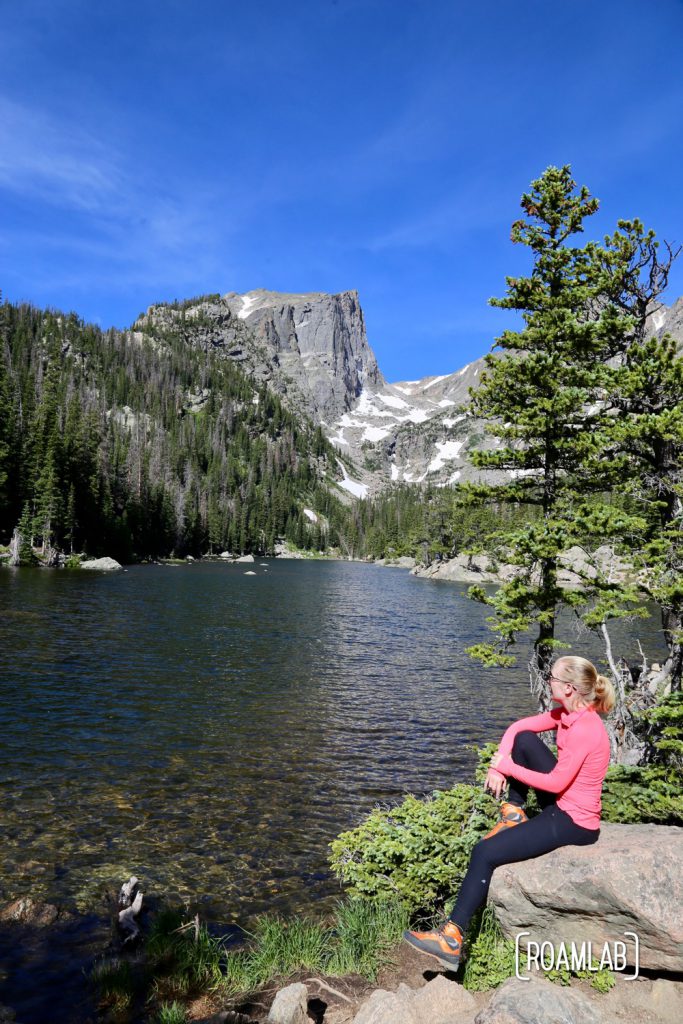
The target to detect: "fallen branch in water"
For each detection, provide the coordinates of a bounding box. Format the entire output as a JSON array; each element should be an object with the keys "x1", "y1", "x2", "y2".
[
  {"x1": 117, "y1": 876, "x2": 143, "y2": 944},
  {"x1": 172, "y1": 913, "x2": 200, "y2": 941}
]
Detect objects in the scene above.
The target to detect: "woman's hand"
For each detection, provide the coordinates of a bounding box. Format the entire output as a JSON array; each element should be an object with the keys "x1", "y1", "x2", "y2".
[{"x1": 485, "y1": 766, "x2": 506, "y2": 799}]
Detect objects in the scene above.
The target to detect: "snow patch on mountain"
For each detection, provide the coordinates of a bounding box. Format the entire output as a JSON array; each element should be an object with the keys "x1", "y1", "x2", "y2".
[
  {"x1": 336, "y1": 458, "x2": 369, "y2": 498},
  {"x1": 428, "y1": 440, "x2": 465, "y2": 473}
]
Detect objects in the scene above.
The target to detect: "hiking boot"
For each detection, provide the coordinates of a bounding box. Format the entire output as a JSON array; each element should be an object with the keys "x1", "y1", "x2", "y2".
[
  {"x1": 484, "y1": 801, "x2": 528, "y2": 839},
  {"x1": 403, "y1": 920, "x2": 463, "y2": 970}
]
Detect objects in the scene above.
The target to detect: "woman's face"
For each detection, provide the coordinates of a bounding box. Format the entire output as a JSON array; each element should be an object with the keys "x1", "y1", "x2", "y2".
[{"x1": 548, "y1": 660, "x2": 575, "y2": 708}]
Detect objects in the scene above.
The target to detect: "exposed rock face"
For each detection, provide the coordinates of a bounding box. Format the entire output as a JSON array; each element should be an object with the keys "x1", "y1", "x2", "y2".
[
  {"x1": 134, "y1": 291, "x2": 495, "y2": 492},
  {"x1": 132, "y1": 288, "x2": 683, "y2": 496},
  {"x1": 647, "y1": 296, "x2": 683, "y2": 345},
  {"x1": 225, "y1": 289, "x2": 385, "y2": 423},
  {"x1": 136, "y1": 290, "x2": 384, "y2": 426},
  {"x1": 488, "y1": 823, "x2": 683, "y2": 971},
  {"x1": 474, "y1": 976, "x2": 600, "y2": 1024},
  {"x1": 327, "y1": 360, "x2": 508, "y2": 494},
  {"x1": 353, "y1": 976, "x2": 476, "y2": 1024}
]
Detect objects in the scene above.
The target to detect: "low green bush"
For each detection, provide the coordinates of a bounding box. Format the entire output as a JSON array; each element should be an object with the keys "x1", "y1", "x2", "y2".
[
  {"x1": 643, "y1": 690, "x2": 683, "y2": 768},
  {"x1": 601, "y1": 764, "x2": 683, "y2": 824},
  {"x1": 329, "y1": 783, "x2": 497, "y2": 909}
]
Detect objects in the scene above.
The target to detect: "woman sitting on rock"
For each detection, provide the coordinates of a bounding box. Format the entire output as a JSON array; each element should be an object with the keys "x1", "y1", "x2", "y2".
[{"x1": 404, "y1": 655, "x2": 616, "y2": 970}]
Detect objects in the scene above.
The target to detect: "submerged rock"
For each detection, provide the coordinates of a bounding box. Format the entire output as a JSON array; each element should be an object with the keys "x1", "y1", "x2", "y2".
[{"x1": 0, "y1": 897, "x2": 59, "y2": 927}]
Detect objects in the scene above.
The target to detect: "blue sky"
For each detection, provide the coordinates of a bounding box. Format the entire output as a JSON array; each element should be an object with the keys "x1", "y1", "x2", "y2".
[{"x1": 1, "y1": 0, "x2": 682, "y2": 381}]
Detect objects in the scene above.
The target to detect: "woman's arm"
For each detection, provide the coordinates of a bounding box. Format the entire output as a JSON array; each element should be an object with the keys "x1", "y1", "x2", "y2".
[
  {"x1": 497, "y1": 709, "x2": 561, "y2": 757},
  {"x1": 494, "y1": 741, "x2": 588, "y2": 794}
]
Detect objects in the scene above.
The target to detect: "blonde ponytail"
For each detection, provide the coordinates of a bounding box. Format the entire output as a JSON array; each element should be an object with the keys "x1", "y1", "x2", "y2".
[
  {"x1": 552, "y1": 657, "x2": 617, "y2": 714},
  {"x1": 592, "y1": 674, "x2": 616, "y2": 714}
]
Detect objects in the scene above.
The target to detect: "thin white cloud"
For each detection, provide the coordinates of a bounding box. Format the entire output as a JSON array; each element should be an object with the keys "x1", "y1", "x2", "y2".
[
  {"x1": 0, "y1": 95, "x2": 246, "y2": 303},
  {"x1": 0, "y1": 95, "x2": 122, "y2": 210}
]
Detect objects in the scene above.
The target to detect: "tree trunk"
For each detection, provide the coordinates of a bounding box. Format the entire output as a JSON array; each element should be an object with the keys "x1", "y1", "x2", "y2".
[
  {"x1": 661, "y1": 608, "x2": 683, "y2": 693},
  {"x1": 42, "y1": 542, "x2": 61, "y2": 567},
  {"x1": 529, "y1": 636, "x2": 554, "y2": 710},
  {"x1": 9, "y1": 527, "x2": 21, "y2": 566}
]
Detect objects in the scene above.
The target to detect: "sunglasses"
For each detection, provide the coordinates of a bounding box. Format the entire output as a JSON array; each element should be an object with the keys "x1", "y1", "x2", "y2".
[{"x1": 549, "y1": 674, "x2": 577, "y2": 690}]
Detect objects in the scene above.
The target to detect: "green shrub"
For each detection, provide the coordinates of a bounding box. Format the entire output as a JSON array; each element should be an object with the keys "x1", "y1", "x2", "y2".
[
  {"x1": 461, "y1": 907, "x2": 516, "y2": 991},
  {"x1": 643, "y1": 690, "x2": 683, "y2": 768},
  {"x1": 329, "y1": 784, "x2": 497, "y2": 910},
  {"x1": 601, "y1": 764, "x2": 683, "y2": 824}
]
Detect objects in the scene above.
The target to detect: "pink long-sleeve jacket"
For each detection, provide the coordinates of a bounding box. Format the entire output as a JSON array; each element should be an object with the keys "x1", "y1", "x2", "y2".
[{"x1": 495, "y1": 706, "x2": 610, "y2": 830}]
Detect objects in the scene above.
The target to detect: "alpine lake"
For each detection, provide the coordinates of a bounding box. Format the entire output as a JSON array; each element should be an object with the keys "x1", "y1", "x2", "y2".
[{"x1": 0, "y1": 560, "x2": 667, "y2": 1010}]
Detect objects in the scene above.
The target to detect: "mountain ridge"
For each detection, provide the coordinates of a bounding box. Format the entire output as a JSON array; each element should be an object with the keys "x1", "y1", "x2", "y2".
[{"x1": 132, "y1": 288, "x2": 683, "y2": 498}]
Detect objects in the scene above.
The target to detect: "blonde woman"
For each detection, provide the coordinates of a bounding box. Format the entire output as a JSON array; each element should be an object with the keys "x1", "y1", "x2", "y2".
[{"x1": 404, "y1": 656, "x2": 616, "y2": 970}]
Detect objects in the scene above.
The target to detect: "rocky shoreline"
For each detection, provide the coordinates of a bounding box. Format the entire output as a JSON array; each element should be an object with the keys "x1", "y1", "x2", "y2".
[{"x1": 409, "y1": 544, "x2": 634, "y2": 588}]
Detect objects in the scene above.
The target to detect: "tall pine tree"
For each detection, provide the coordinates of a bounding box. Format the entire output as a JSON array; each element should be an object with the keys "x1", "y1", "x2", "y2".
[{"x1": 463, "y1": 166, "x2": 673, "y2": 701}]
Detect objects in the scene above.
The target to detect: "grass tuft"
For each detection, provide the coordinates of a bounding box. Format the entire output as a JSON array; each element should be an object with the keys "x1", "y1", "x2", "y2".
[
  {"x1": 146, "y1": 908, "x2": 226, "y2": 994},
  {"x1": 327, "y1": 898, "x2": 411, "y2": 980},
  {"x1": 155, "y1": 1001, "x2": 189, "y2": 1024},
  {"x1": 461, "y1": 907, "x2": 516, "y2": 991},
  {"x1": 89, "y1": 957, "x2": 136, "y2": 1013}
]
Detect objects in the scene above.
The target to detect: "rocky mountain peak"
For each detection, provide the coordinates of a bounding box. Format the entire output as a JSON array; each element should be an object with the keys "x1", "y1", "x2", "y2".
[
  {"x1": 223, "y1": 288, "x2": 385, "y2": 423},
  {"x1": 135, "y1": 289, "x2": 384, "y2": 425}
]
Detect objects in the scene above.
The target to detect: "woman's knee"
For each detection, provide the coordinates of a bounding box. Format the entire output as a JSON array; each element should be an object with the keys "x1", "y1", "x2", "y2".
[
  {"x1": 512, "y1": 730, "x2": 536, "y2": 755},
  {"x1": 469, "y1": 839, "x2": 496, "y2": 871}
]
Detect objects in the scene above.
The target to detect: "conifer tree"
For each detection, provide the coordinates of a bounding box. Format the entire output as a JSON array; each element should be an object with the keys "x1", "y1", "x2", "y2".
[
  {"x1": 463, "y1": 166, "x2": 673, "y2": 698},
  {"x1": 16, "y1": 502, "x2": 35, "y2": 564},
  {"x1": 0, "y1": 342, "x2": 14, "y2": 517},
  {"x1": 603, "y1": 331, "x2": 683, "y2": 690},
  {"x1": 594, "y1": 223, "x2": 683, "y2": 690}
]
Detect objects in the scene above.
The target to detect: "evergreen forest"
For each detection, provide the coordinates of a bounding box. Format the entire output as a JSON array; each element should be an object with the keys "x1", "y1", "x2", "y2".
[{"x1": 0, "y1": 297, "x2": 356, "y2": 561}]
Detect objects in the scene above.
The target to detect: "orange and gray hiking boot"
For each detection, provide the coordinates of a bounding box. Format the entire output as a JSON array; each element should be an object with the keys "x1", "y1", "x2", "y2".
[
  {"x1": 403, "y1": 920, "x2": 463, "y2": 970},
  {"x1": 484, "y1": 801, "x2": 528, "y2": 839}
]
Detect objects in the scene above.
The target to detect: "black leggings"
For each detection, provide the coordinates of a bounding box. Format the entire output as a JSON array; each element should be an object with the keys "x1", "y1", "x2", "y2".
[{"x1": 448, "y1": 730, "x2": 599, "y2": 933}]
